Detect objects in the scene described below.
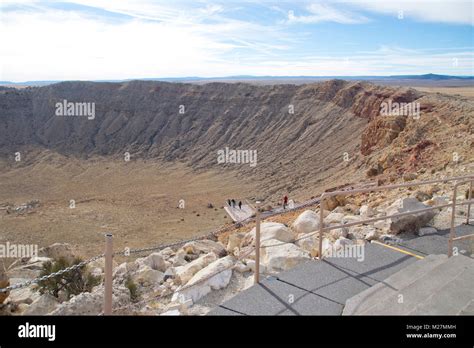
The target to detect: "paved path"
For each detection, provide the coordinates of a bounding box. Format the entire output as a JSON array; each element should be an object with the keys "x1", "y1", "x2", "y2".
[
  {"x1": 209, "y1": 242, "x2": 416, "y2": 315},
  {"x1": 224, "y1": 204, "x2": 254, "y2": 222},
  {"x1": 393, "y1": 223, "x2": 474, "y2": 258},
  {"x1": 209, "y1": 223, "x2": 473, "y2": 315}
]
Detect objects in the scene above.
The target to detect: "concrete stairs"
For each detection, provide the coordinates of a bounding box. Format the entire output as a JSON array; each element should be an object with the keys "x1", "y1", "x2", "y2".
[{"x1": 343, "y1": 254, "x2": 474, "y2": 315}]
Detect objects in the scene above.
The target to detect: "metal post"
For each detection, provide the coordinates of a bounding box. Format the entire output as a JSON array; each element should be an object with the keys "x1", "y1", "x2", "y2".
[
  {"x1": 318, "y1": 195, "x2": 324, "y2": 260},
  {"x1": 467, "y1": 180, "x2": 472, "y2": 225},
  {"x1": 104, "y1": 233, "x2": 113, "y2": 315},
  {"x1": 254, "y1": 201, "x2": 261, "y2": 284},
  {"x1": 448, "y1": 186, "x2": 457, "y2": 257}
]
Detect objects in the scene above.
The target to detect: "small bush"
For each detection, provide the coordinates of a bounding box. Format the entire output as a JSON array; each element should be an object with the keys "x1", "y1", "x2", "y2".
[
  {"x1": 37, "y1": 257, "x2": 101, "y2": 300},
  {"x1": 125, "y1": 276, "x2": 139, "y2": 302}
]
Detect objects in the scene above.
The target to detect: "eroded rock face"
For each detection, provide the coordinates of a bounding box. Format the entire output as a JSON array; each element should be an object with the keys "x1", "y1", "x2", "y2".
[{"x1": 387, "y1": 198, "x2": 436, "y2": 234}]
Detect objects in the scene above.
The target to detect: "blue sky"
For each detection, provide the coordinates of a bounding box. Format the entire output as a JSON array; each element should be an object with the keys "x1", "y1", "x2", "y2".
[{"x1": 0, "y1": 0, "x2": 473, "y2": 81}]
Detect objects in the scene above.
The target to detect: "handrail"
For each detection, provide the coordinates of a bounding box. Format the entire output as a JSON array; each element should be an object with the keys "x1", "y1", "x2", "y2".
[
  {"x1": 318, "y1": 174, "x2": 474, "y2": 260},
  {"x1": 449, "y1": 179, "x2": 474, "y2": 257}
]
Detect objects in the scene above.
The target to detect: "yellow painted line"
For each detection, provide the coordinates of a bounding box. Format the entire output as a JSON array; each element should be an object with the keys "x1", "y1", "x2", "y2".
[{"x1": 372, "y1": 240, "x2": 425, "y2": 260}]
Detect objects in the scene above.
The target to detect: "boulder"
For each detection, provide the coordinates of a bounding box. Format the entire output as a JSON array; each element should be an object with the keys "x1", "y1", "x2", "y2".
[
  {"x1": 137, "y1": 253, "x2": 167, "y2": 272},
  {"x1": 244, "y1": 222, "x2": 295, "y2": 245},
  {"x1": 329, "y1": 227, "x2": 349, "y2": 240},
  {"x1": 175, "y1": 253, "x2": 217, "y2": 284},
  {"x1": 325, "y1": 212, "x2": 345, "y2": 224},
  {"x1": 233, "y1": 261, "x2": 250, "y2": 273},
  {"x1": 23, "y1": 294, "x2": 59, "y2": 315},
  {"x1": 295, "y1": 232, "x2": 318, "y2": 253},
  {"x1": 292, "y1": 210, "x2": 320, "y2": 234},
  {"x1": 132, "y1": 266, "x2": 164, "y2": 287},
  {"x1": 261, "y1": 239, "x2": 310, "y2": 273},
  {"x1": 359, "y1": 205, "x2": 374, "y2": 218},
  {"x1": 387, "y1": 198, "x2": 436, "y2": 234},
  {"x1": 182, "y1": 240, "x2": 226, "y2": 258},
  {"x1": 364, "y1": 229, "x2": 378, "y2": 241},
  {"x1": 8, "y1": 285, "x2": 40, "y2": 305},
  {"x1": 321, "y1": 195, "x2": 346, "y2": 211},
  {"x1": 226, "y1": 233, "x2": 245, "y2": 252},
  {"x1": 50, "y1": 285, "x2": 130, "y2": 315},
  {"x1": 416, "y1": 227, "x2": 437, "y2": 237},
  {"x1": 173, "y1": 256, "x2": 235, "y2": 303},
  {"x1": 172, "y1": 249, "x2": 188, "y2": 266}
]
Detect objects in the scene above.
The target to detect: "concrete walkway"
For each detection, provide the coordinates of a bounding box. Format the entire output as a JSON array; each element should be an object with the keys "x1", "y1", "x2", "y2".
[
  {"x1": 210, "y1": 223, "x2": 473, "y2": 315},
  {"x1": 224, "y1": 204, "x2": 254, "y2": 222},
  {"x1": 210, "y1": 242, "x2": 416, "y2": 315}
]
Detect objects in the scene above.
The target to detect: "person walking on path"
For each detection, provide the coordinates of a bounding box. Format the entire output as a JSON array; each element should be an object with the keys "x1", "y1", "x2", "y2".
[
  {"x1": 227, "y1": 199, "x2": 231, "y2": 206},
  {"x1": 283, "y1": 195, "x2": 288, "y2": 210},
  {"x1": 238, "y1": 201, "x2": 242, "y2": 210},
  {"x1": 231, "y1": 199, "x2": 236, "y2": 208}
]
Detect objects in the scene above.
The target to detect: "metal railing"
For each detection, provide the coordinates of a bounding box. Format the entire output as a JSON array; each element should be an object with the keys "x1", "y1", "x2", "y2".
[{"x1": 317, "y1": 174, "x2": 474, "y2": 259}]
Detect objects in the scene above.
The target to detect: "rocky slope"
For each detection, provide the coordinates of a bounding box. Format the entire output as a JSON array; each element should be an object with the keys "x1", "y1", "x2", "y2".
[{"x1": 2, "y1": 80, "x2": 472, "y2": 200}]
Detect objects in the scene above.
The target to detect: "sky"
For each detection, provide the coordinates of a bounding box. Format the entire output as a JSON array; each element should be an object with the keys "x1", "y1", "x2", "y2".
[{"x1": 0, "y1": 0, "x2": 473, "y2": 82}]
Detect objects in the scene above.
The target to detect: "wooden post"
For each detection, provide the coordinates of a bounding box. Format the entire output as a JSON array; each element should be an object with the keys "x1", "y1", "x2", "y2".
[
  {"x1": 254, "y1": 201, "x2": 261, "y2": 284},
  {"x1": 448, "y1": 186, "x2": 457, "y2": 257},
  {"x1": 104, "y1": 233, "x2": 113, "y2": 315},
  {"x1": 467, "y1": 180, "x2": 472, "y2": 225},
  {"x1": 318, "y1": 195, "x2": 324, "y2": 260}
]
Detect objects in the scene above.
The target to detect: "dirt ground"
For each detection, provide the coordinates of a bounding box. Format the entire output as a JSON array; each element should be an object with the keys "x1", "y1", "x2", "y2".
[{"x1": 0, "y1": 154, "x2": 256, "y2": 258}]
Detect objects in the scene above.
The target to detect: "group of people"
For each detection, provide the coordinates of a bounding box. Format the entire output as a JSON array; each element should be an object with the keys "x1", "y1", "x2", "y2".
[
  {"x1": 227, "y1": 199, "x2": 242, "y2": 210},
  {"x1": 227, "y1": 195, "x2": 290, "y2": 211}
]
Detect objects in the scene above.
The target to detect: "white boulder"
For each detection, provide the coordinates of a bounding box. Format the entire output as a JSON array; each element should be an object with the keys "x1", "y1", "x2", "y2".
[
  {"x1": 175, "y1": 253, "x2": 217, "y2": 284},
  {"x1": 261, "y1": 239, "x2": 310, "y2": 274},
  {"x1": 292, "y1": 210, "x2": 320, "y2": 234},
  {"x1": 244, "y1": 222, "x2": 295, "y2": 245},
  {"x1": 174, "y1": 256, "x2": 235, "y2": 303}
]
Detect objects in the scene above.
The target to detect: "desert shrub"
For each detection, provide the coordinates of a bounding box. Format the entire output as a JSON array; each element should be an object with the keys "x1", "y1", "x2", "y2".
[
  {"x1": 37, "y1": 257, "x2": 101, "y2": 300},
  {"x1": 125, "y1": 276, "x2": 139, "y2": 302}
]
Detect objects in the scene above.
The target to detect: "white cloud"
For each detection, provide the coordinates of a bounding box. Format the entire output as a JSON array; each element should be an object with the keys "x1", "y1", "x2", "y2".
[
  {"x1": 287, "y1": 3, "x2": 369, "y2": 24},
  {"x1": 349, "y1": 0, "x2": 473, "y2": 26},
  {"x1": 0, "y1": 1, "x2": 472, "y2": 81}
]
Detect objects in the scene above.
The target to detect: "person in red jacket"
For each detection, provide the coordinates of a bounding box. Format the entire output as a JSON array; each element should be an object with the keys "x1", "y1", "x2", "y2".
[{"x1": 283, "y1": 195, "x2": 288, "y2": 210}]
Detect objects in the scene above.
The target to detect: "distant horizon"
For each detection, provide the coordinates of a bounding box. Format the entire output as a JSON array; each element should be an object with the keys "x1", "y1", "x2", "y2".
[{"x1": 1, "y1": 73, "x2": 474, "y2": 85}]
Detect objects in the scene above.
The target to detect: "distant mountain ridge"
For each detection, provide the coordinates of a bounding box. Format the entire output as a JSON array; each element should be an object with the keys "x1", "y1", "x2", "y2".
[{"x1": 1, "y1": 74, "x2": 473, "y2": 87}]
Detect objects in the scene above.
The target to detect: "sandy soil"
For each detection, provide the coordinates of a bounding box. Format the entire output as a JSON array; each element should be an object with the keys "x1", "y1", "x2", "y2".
[{"x1": 0, "y1": 155, "x2": 255, "y2": 258}]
